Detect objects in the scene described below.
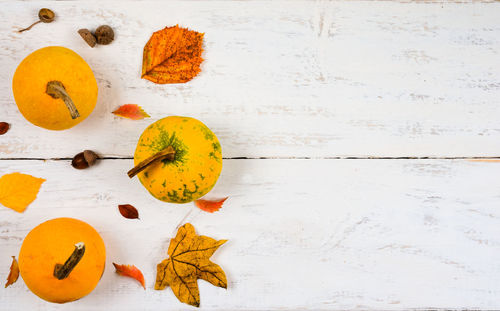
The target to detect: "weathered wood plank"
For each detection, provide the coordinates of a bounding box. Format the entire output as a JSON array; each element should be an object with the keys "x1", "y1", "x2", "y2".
[
  {"x1": 1, "y1": 159, "x2": 499, "y2": 309},
  {"x1": 0, "y1": 1, "x2": 499, "y2": 158}
]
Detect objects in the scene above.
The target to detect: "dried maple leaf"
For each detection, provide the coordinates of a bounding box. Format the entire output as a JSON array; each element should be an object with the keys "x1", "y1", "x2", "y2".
[
  {"x1": 5, "y1": 256, "x2": 19, "y2": 288},
  {"x1": 142, "y1": 25, "x2": 204, "y2": 84},
  {"x1": 0, "y1": 173, "x2": 45, "y2": 213},
  {"x1": 155, "y1": 223, "x2": 227, "y2": 307},
  {"x1": 112, "y1": 104, "x2": 150, "y2": 120},
  {"x1": 195, "y1": 197, "x2": 228, "y2": 213},
  {"x1": 118, "y1": 204, "x2": 140, "y2": 219},
  {"x1": 113, "y1": 263, "x2": 146, "y2": 289}
]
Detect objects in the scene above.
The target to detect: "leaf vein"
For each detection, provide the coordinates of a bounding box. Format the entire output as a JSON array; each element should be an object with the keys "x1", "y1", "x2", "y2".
[
  {"x1": 173, "y1": 245, "x2": 220, "y2": 258},
  {"x1": 174, "y1": 258, "x2": 225, "y2": 286},
  {"x1": 171, "y1": 258, "x2": 197, "y2": 304}
]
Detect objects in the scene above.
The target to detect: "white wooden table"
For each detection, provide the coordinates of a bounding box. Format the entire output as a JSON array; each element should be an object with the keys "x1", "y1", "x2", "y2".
[{"x1": 1, "y1": 1, "x2": 500, "y2": 310}]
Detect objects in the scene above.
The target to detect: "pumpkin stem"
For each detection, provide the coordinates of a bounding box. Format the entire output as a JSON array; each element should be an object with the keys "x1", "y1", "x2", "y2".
[
  {"x1": 46, "y1": 81, "x2": 80, "y2": 119},
  {"x1": 53, "y1": 242, "x2": 85, "y2": 280},
  {"x1": 127, "y1": 146, "x2": 175, "y2": 178}
]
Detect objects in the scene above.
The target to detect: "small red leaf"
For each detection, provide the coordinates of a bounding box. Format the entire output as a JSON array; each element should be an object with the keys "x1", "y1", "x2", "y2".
[
  {"x1": 5, "y1": 256, "x2": 19, "y2": 288},
  {"x1": 113, "y1": 263, "x2": 146, "y2": 289},
  {"x1": 195, "y1": 197, "x2": 228, "y2": 213},
  {"x1": 112, "y1": 104, "x2": 150, "y2": 120},
  {"x1": 118, "y1": 204, "x2": 139, "y2": 219}
]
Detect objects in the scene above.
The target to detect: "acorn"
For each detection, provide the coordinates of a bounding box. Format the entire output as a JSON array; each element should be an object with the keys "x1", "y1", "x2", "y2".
[
  {"x1": 94, "y1": 25, "x2": 114, "y2": 45},
  {"x1": 71, "y1": 150, "x2": 98, "y2": 169},
  {"x1": 78, "y1": 29, "x2": 97, "y2": 47}
]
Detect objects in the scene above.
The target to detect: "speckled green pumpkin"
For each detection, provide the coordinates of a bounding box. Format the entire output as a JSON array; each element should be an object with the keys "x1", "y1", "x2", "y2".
[{"x1": 133, "y1": 116, "x2": 222, "y2": 203}]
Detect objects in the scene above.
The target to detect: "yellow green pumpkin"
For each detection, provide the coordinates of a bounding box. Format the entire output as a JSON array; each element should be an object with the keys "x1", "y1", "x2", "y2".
[{"x1": 132, "y1": 116, "x2": 222, "y2": 203}]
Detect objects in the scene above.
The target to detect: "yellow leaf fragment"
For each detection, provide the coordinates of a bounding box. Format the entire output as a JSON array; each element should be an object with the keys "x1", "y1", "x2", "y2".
[
  {"x1": 0, "y1": 173, "x2": 45, "y2": 212},
  {"x1": 155, "y1": 223, "x2": 227, "y2": 307}
]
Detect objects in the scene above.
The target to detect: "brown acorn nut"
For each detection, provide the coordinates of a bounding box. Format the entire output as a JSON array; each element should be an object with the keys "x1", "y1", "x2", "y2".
[
  {"x1": 78, "y1": 29, "x2": 97, "y2": 47},
  {"x1": 38, "y1": 8, "x2": 55, "y2": 23},
  {"x1": 95, "y1": 25, "x2": 114, "y2": 45},
  {"x1": 71, "y1": 150, "x2": 99, "y2": 169},
  {"x1": 19, "y1": 8, "x2": 55, "y2": 33}
]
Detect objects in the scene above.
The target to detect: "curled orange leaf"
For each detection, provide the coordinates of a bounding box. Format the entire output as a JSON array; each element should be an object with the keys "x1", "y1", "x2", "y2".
[
  {"x1": 5, "y1": 256, "x2": 19, "y2": 288},
  {"x1": 0, "y1": 173, "x2": 45, "y2": 213},
  {"x1": 142, "y1": 25, "x2": 204, "y2": 84},
  {"x1": 112, "y1": 104, "x2": 150, "y2": 120},
  {"x1": 113, "y1": 263, "x2": 146, "y2": 289},
  {"x1": 195, "y1": 197, "x2": 228, "y2": 213}
]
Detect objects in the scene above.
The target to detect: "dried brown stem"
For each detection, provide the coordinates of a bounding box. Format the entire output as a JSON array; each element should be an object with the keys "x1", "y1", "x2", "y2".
[
  {"x1": 127, "y1": 146, "x2": 175, "y2": 178},
  {"x1": 46, "y1": 81, "x2": 80, "y2": 119},
  {"x1": 18, "y1": 20, "x2": 42, "y2": 33},
  {"x1": 53, "y1": 242, "x2": 85, "y2": 280}
]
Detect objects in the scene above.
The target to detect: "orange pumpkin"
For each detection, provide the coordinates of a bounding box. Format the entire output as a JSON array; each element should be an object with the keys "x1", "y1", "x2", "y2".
[
  {"x1": 12, "y1": 46, "x2": 98, "y2": 130},
  {"x1": 18, "y1": 218, "x2": 106, "y2": 303}
]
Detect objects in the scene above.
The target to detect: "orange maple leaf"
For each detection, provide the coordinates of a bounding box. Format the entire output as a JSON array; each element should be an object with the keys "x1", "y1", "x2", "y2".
[
  {"x1": 195, "y1": 197, "x2": 228, "y2": 213},
  {"x1": 113, "y1": 263, "x2": 146, "y2": 289},
  {"x1": 142, "y1": 25, "x2": 204, "y2": 84},
  {"x1": 112, "y1": 104, "x2": 150, "y2": 120}
]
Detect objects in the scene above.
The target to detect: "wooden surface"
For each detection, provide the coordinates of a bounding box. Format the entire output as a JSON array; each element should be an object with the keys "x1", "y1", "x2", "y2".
[{"x1": 1, "y1": 1, "x2": 500, "y2": 310}]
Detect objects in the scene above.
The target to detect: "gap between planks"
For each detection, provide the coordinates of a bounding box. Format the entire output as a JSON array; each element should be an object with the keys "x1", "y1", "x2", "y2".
[{"x1": 0, "y1": 156, "x2": 499, "y2": 161}]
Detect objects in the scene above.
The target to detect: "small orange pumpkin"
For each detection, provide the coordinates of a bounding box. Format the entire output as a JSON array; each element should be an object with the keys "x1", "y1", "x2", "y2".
[
  {"x1": 18, "y1": 218, "x2": 106, "y2": 303},
  {"x1": 12, "y1": 46, "x2": 98, "y2": 130}
]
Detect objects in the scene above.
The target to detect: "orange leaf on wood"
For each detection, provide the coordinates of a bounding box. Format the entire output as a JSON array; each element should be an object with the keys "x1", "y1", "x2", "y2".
[
  {"x1": 142, "y1": 25, "x2": 204, "y2": 84},
  {"x1": 195, "y1": 197, "x2": 228, "y2": 213},
  {"x1": 112, "y1": 104, "x2": 150, "y2": 120},
  {"x1": 113, "y1": 263, "x2": 146, "y2": 289},
  {"x1": 5, "y1": 256, "x2": 19, "y2": 288}
]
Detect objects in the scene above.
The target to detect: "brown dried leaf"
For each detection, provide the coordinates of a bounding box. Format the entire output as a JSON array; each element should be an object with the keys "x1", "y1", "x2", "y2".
[
  {"x1": 155, "y1": 223, "x2": 227, "y2": 307},
  {"x1": 118, "y1": 204, "x2": 139, "y2": 219},
  {"x1": 142, "y1": 25, "x2": 204, "y2": 84},
  {"x1": 5, "y1": 256, "x2": 19, "y2": 288},
  {"x1": 0, "y1": 122, "x2": 10, "y2": 135}
]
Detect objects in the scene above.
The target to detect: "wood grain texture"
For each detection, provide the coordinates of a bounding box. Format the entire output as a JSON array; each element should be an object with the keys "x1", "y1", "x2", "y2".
[
  {"x1": 0, "y1": 1, "x2": 499, "y2": 158},
  {"x1": 1, "y1": 159, "x2": 500, "y2": 310},
  {"x1": 1, "y1": 1, "x2": 500, "y2": 310}
]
